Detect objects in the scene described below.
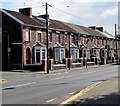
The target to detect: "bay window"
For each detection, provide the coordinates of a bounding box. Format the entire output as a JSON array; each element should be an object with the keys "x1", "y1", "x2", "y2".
[
  {"x1": 82, "y1": 49, "x2": 90, "y2": 59},
  {"x1": 34, "y1": 47, "x2": 46, "y2": 64},
  {"x1": 93, "y1": 49, "x2": 100, "y2": 58},
  {"x1": 54, "y1": 48, "x2": 65, "y2": 63},
  {"x1": 70, "y1": 48, "x2": 79, "y2": 59}
]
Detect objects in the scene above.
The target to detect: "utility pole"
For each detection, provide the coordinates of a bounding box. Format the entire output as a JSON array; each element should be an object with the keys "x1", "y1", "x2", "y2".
[
  {"x1": 45, "y1": 3, "x2": 49, "y2": 73},
  {"x1": 115, "y1": 24, "x2": 118, "y2": 64},
  {"x1": 68, "y1": 33, "x2": 71, "y2": 70}
]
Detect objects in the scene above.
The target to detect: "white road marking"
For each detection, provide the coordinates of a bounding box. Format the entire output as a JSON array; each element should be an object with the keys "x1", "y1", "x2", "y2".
[
  {"x1": 82, "y1": 71, "x2": 97, "y2": 75},
  {"x1": 2, "y1": 82, "x2": 37, "y2": 89},
  {"x1": 50, "y1": 75, "x2": 73, "y2": 81},
  {"x1": 50, "y1": 77, "x2": 65, "y2": 81}
]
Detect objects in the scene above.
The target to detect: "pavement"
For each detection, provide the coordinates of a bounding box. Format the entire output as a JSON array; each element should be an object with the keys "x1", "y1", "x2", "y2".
[
  {"x1": 21, "y1": 64, "x2": 112, "y2": 74},
  {"x1": 66, "y1": 77, "x2": 120, "y2": 105}
]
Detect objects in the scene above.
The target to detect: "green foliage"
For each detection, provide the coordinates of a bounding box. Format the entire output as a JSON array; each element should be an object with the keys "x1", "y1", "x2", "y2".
[{"x1": 90, "y1": 54, "x2": 96, "y2": 57}]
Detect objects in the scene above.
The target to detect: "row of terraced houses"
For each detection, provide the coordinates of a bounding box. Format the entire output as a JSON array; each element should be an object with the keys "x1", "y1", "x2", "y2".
[{"x1": 1, "y1": 8, "x2": 120, "y2": 71}]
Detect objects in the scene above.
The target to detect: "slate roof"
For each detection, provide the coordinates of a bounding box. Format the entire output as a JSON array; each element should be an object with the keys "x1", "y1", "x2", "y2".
[
  {"x1": 1, "y1": 8, "x2": 115, "y2": 39},
  {"x1": 32, "y1": 16, "x2": 76, "y2": 32},
  {"x1": 49, "y1": 19, "x2": 76, "y2": 32},
  {"x1": 96, "y1": 30, "x2": 115, "y2": 39},
  {"x1": 77, "y1": 25, "x2": 106, "y2": 38},
  {"x1": 61, "y1": 21, "x2": 90, "y2": 35},
  {"x1": 3, "y1": 9, "x2": 44, "y2": 28}
]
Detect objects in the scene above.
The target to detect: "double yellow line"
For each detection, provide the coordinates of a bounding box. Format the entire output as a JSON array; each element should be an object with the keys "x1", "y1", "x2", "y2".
[
  {"x1": 60, "y1": 81, "x2": 102, "y2": 105},
  {"x1": 0, "y1": 78, "x2": 8, "y2": 84}
]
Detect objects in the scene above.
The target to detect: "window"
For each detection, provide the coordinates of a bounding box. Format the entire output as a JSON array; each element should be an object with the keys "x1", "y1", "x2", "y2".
[
  {"x1": 70, "y1": 49, "x2": 79, "y2": 59},
  {"x1": 72, "y1": 36, "x2": 74, "y2": 43},
  {"x1": 83, "y1": 37, "x2": 86, "y2": 44},
  {"x1": 38, "y1": 33, "x2": 41, "y2": 42},
  {"x1": 49, "y1": 33, "x2": 52, "y2": 42},
  {"x1": 34, "y1": 47, "x2": 46, "y2": 64},
  {"x1": 54, "y1": 48, "x2": 65, "y2": 63},
  {"x1": 97, "y1": 39, "x2": 99, "y2": 45},
  {"x1": 61, "y1": 49, "x2": 64, "y2": 60},
  {"x1": 83, "y1": 49, "x2": 90, "y2": 59},
  {"x1": 94, "y1": 39, "x2": 96, "y2": 45},
  {"x1": 26, "y1": 48, "x2": 31, "y2": 64},
  {"x1": 26, "y1": 29, "x2": 30, "y2": 41},
  {"x1": 76, "y1": 50, "x2": 78, "y2": 58},
  {"x1": 42, "y1": 49, "x2": 46, "y2": 60},
  {"x1": 93, "y1": 50, "x2": 96, "y2": 55},
  {"x1": 36, "y1": 49, "x2": 40, "y2": 63},
  {"x1": 83, "y1": 50, "x2": 86, "y2": 57},
  {"x1": 71, "y1": 50, "x2": 74, "y2": 58},
  {"x1": 56, "y1": 35, "x2": 59, "y2": 43},
  {"x1": 87, "y1": 50, "x2": 90, "y2": 59},
  {"x1": 102, "y1": 40, "x2": 104, "y2": 45},
  {"x1": 65, "y1": 35, "x2": 67, "y2": 43}
]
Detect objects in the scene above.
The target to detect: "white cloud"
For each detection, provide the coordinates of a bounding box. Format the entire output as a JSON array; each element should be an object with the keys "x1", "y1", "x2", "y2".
[
  {"x1": 100, "y1": 7, "x2": 118, "y2": 17},
  {"x1": 104, "y1": 25, "x2": 115, "y2": 35},
  {"x1": 1, "y1": 0, "x2": 118, "y2": 35}
]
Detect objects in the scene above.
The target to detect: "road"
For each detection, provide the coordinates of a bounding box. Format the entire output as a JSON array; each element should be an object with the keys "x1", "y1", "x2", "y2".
[{"x1": 1, "y1": 65, "x2": 119, "y2": 105}]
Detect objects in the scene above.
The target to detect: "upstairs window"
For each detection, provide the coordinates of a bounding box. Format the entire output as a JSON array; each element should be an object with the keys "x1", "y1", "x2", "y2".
[
  {"x1": 37, "y1": 33, "x2": 41, "y2": 42},
  {"x1": 26, "y1": 29, "x2": 30, "y2": 41},
  {"x1": 48, "y1": 33, "x2": 52, "y2": 42},
  {"x1": 56, "y1": 35, "x2": 59, "y2": 43},
  {"x1": 72, "y1": 36, "x2": 74, "y2": 43},
  {"x1": 102, "y1": 39, "x2": 104, "y2": 45},
  {"x1": 83, "y1": 37, "x2": 86, "y2": 44},
  {"x1": 97, "y1": 39, "x2": 99, "y2": 45}
]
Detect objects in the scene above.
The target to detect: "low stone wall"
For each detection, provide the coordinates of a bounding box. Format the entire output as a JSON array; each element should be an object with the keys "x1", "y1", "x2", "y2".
[{"x1": 72, "y1": 63, "x2": 82, "y2": 68}]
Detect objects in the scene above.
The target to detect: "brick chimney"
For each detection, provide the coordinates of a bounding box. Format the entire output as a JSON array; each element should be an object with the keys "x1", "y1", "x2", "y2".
[
  {"x1": 19, "y1": 8, "x2": 32, "y2": 16},
  {"x1": 38, "y1": 14, "x2": 49, "y2": 19},
  {"x1": 88, "y1": 26, "x2": 96, "y2": 30},
  {"x1": 96, "y1": 27, "x2": 103, "y2": 32}
]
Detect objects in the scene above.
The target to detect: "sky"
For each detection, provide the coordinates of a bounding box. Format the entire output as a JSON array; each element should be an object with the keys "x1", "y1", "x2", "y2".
[{"x1": 0, "y1": 0, "x2": 119, "y2": 35}]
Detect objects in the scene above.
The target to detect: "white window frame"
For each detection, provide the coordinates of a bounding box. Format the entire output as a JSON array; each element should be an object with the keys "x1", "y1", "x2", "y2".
[
  {"x1": 54, "y1": 48, "x2": 65, "y2": 63},
  {"x1": 34, "y1": 47, "x2": 46, "y2": 64},
  {"x1": 93, "y1": 49, "x2": 100, "y2": 58},
  {"x1": 70, "y1": 48, "x2": 79, "y2": 59},
  {"x1": 82, "y1": 49, "x2": 90, "y2": 59},
  {"x1": 26, "y1": 29, "x2": 30, "y2": 41},
  {"x1": 56, "y1": 35, "x2": 59, "y2": 43},
  {"x1": 37, "y1": 32, "x2": 42, "y2": 42}
]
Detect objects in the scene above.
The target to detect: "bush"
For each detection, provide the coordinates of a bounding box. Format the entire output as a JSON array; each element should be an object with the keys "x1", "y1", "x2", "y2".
[
  {"x1": 76, "y1": 58, "x2": 81, "y2": 63},
  {"x1": 90, "y1": 54, "x2": 96, "y2": 57}
]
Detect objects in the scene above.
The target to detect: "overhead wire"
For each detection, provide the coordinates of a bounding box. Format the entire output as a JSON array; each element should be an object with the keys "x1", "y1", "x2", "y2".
[{"x1": 49, "y1": 4, "x2": 88, "y2": 22}]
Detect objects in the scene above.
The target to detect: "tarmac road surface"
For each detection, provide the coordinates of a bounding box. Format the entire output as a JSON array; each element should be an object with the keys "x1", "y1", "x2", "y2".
[{"x1": 1, "y1": 65, "x2": 119, "y2": 105}]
